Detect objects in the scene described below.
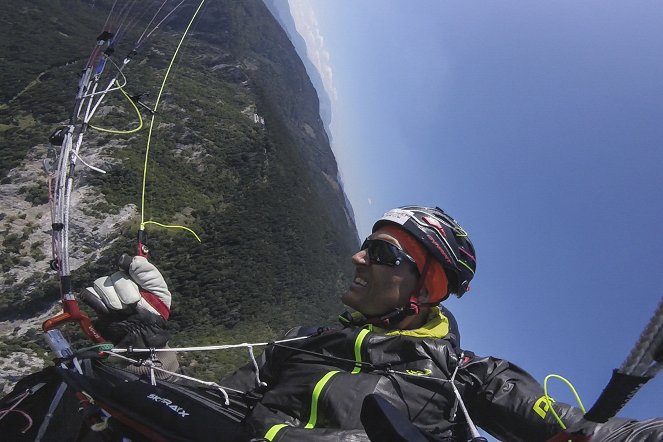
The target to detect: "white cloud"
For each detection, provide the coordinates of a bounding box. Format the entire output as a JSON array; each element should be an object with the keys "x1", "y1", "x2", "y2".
[
  {"x1": 367, "y1": 198, "x2": 373, "y2": 206},
  {"x1": 287, "y1": 0, "x2": 338, "y2": 102}
]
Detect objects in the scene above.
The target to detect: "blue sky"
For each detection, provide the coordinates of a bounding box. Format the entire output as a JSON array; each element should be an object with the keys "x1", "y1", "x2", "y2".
[{"x1": 288, "y1": 0, "x2": 663, "y2": 435}]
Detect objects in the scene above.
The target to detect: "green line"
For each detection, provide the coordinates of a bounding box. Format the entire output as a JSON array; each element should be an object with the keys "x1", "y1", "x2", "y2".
[
  {"x1": 352, "y1": 329, "x2": 370, "y2": 374},
  {"x1": 264, "y1": 423, "x2": 287, "y2": 441},
  {"x1": 304, "y1": 371, "x2": 339, "y2": 428},
  {"x1": 89, "y1": 80, "x2": 143, "y2": 134},
  {"x1": 140, "y1": 0, "x2": 206, "y2": 229},
  {"x1": 142, "y1": 220, "x2": 201, "y2": 242},
  {"x1": 543, "y1": 374, "x2": 587, "y2": 430}
]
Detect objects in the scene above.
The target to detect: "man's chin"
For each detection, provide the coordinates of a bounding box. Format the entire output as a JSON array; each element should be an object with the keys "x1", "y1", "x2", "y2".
[{"x1": 340, "y1": 290, "x2": 360, "y2": 311}]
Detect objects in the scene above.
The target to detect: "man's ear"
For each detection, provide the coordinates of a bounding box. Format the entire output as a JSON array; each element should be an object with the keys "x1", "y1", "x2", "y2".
[{"x1": 417, "y1": 288, "x2": 431, "y2": 304}]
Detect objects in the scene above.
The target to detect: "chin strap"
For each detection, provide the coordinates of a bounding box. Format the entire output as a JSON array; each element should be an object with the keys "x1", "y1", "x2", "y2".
[
  {"x1": 367, "y1": 295, "x2": 420, "y2": 328},
  {"x1": 338, "y1": 298, "x2": 420, "y2": 329},
  {"x1": 341, "y1": 256, "x2": 434, "y2": 329}
]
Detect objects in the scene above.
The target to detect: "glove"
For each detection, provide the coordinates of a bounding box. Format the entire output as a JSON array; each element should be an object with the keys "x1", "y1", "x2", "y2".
[
  {"x1": 82, "y1": 255, "x2": 171, "y2": 318},
  {"x1": 82, "y1": 255, "x2": 172, "y2": 348}
]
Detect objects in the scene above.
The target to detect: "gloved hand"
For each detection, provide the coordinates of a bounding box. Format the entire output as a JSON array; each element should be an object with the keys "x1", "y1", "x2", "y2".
[{"x1": 82, "y1": 255, "x2": 172, "y2": 348}]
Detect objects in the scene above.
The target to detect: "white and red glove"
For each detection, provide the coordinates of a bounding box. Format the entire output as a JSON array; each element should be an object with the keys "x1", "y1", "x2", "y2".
[
  {"x1": 82, "y1": 255, "x2": 171, "y2": 319},
  {"x1": 82, "y1": 255, "x2": 172, "y2": 348}
]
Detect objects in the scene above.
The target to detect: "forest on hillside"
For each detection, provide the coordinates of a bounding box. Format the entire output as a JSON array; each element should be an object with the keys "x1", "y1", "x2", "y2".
[{"x1": 0, "y1": 0, "x2": 358, "y2": 384}]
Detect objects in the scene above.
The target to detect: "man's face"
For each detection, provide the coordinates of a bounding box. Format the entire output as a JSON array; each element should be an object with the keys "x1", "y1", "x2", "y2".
[{"x1": 341, "y1": 228, "x2": 419, "y2": 316}]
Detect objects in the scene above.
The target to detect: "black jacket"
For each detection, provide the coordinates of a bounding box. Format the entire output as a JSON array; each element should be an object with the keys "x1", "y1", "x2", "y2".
[
  {"x1": 221, "y1": 308, "x2": 663, "y2": 441},
  {"x1": 2, "y1": 308, "x2": 661, "y2": 441}
]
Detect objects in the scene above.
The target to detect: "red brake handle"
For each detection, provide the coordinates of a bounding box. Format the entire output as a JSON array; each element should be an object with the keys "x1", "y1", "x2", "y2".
[{"x1": 42, "y1": 299, "x2": 105, "y2": 343}]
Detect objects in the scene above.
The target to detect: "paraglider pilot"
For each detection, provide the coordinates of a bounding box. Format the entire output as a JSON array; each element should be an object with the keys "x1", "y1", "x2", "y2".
[
  {"x1": 82, "y1": 206, "x2": 663, "y2": 440},
  {"x1": 6, "y1": 206, "x2": 663, "y2": 441}
]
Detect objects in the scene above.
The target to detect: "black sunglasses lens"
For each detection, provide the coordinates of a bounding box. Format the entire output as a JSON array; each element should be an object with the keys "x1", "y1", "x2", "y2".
[{"x1": 362, "y1": 239, "x2": 398, "y2": 265}]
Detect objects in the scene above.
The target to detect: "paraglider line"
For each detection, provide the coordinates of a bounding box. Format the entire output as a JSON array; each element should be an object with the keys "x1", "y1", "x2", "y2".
[{"x1": 140, "y1": 0, "x2": 206, "y2": 239}]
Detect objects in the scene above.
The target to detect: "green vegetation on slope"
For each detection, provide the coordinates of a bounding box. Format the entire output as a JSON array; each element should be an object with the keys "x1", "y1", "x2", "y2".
[{"x1": 0, "y1": 0, "x2": 358, "y2": 380}]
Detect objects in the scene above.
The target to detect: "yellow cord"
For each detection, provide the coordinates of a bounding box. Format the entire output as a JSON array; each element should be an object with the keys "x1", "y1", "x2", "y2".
[
  {"x1": 142, "y1": 221, "x2": 201, "y2": 242},
  {"x1": 89, "y1": 80, "x2": 144, "y2": 134},
  {"x1": 543, "y1": 374, "x2": 587, "y2": 430},
  {"x1": 139, "y1": 0, "x2": 206, "y2": 242}
]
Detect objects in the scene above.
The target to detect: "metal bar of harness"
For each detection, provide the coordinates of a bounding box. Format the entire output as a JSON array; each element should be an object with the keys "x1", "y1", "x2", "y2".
[{"x1": 34, "y1": 381, "x2": 68, "y2": 442}]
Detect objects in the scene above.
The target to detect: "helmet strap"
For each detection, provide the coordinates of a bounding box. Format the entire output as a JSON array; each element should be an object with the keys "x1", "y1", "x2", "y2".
[
  {"x1": 364, "y1": 304, "x2": 411, "y2": 328},
  {"x1": 365, "y1": 255, "x2": 433, "y2": 328},
  {"x1": 411, "y1": 255, "x2": 431, "y2": 302}
]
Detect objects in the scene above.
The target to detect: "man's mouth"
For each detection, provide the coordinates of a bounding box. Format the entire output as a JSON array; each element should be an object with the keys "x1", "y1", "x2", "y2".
[{"x1": 354, "y1": 276, "x2": 368, "y2": 287}]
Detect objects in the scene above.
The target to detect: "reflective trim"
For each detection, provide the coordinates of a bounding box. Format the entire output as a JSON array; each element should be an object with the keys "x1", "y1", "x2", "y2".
[
  {"x1": 264, "y1": 423, "x2": 288, "y2": 441},
  {"x1": 352, "y1": 329, "x2": 370, "y2": 374},
  {"x1": 304, "y1": 371, "x2": 340, "y2": 428},
  {"x1": 264, "y1": 330, "x2": 371, "y2": 434}
]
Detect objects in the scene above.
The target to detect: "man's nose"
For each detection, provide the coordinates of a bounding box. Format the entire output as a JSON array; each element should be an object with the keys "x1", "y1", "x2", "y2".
[{"x1": 352, "y1": 249, "x2": 368, "y2": 265}]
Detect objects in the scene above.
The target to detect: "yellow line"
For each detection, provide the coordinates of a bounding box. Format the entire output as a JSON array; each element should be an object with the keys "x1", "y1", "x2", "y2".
[
  {"x1": 89, "y1": 80, "x2": 144, "y2": 134},
  {"x1": 140, "y1": 0, "x2": 206, "y2": 241}
]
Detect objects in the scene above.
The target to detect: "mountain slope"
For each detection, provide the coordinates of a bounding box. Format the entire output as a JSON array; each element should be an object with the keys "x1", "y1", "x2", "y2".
[
  {"x1": 262, "y1": 0, "x2": 333, "y2": 138},
  {"x1": 0, "y1": 0, "x2": 358, "y2": 389}
]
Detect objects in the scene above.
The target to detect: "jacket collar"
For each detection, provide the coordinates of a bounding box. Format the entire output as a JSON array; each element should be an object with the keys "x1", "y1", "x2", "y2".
[{"x1": 342, "y1": 307, "x2": 449, "y2": 339}]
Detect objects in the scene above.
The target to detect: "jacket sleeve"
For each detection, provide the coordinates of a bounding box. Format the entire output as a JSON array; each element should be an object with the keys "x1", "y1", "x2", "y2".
[
  {"x1": 457, "y1": 355, "x2": 582, "y2": 441},
  {"x1": 459, "y1": 354, "x2": 663, "y2": 442}
]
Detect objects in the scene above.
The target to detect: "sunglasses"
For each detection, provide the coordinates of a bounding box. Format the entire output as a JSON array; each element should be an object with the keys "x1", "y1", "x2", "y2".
[{"x1": 360, "y1": 238, "x2": 418, "y2": 269}]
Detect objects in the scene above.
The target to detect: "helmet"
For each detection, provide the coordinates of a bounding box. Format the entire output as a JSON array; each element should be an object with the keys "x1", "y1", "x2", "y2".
[{"x1": 373, "y1": 206, "x2": 476, "y2": 297}]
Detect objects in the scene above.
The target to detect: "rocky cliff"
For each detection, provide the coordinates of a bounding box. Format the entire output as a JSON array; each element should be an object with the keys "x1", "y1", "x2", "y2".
[{"x1": 0, "y1": 0, "x2": 357, "y2": 391}]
